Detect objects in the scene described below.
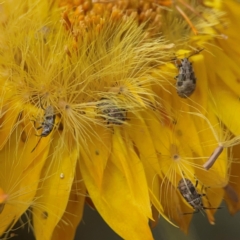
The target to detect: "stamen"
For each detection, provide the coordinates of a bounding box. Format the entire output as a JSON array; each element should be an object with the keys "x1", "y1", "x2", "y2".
[{"x1": 203, "y1": 145, "x2": 223, "y2": 170}]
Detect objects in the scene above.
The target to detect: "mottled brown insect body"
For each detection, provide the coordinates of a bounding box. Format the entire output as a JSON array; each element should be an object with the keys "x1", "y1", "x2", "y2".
[
  {"x1": 31, "y1": 105, "x2": 56, "y2": 152},
  {"x1": 178, "y1": 178, "x2": 221, "y2": 214},
  {"x1": 98, "y1": 98, "x2": 127, "y2": 125},
  {"x1": 178, "y1": 178, "x2": 203, "y2": 212},
  {"x1": 40, "y1": 105, "x2": 55, "y2": 136},
  {"x1": 175, "y1": 58, "x2": 196, "y2": 98},
  {"x1": 174, "y1": 49, "x2": 203, "y2": 98}
]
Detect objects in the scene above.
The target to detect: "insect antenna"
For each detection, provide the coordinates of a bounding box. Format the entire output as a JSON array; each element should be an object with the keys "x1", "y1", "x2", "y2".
[
  {"x1": 203, "y1": 206, "x2": 222, "y2": 210},
  {"x1": 171, "y1": 48, "x2": 204, "y2": 62},
  {"x1": 187, "y1": 48, "x2": 204, "y2": 59}
]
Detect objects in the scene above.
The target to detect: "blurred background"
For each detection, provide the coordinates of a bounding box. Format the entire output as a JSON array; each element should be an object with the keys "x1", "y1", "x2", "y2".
[{"x1": 8, "y1": 201, "x2": 240, "y2": 240}]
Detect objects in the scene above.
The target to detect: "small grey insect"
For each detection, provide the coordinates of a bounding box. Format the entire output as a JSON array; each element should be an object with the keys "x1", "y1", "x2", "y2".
[
  {"x1": 31, "y1": 104, "x2": 56, "y2": 152},
  {"x1": 98, "y1": 98, "x2": 127, "y2": 125},
  {"x1": 174, "y1": 49, "x2": 204, "y2": 98},
  {"x1": 178, "y1": 177, "x2": 221, "y2": 214}
]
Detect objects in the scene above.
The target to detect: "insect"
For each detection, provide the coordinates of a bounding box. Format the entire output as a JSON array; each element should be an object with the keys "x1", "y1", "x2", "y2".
[
  {"x1": 178, "y1": 177, "x2": 221, "y2": 214},
  {"x1": 98, "y1": 98, "x2": 127, "y2": 125},
  {"x1": 174, "y1": 49, "x2": 203, "y2": 98},
  {"x1": 31, "y1": 104, "x2": 56, "y2": 152}
]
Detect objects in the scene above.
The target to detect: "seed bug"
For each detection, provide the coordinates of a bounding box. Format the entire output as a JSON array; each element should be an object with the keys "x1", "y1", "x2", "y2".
[
  {"x1": 174, "y1": 49, "x2": 204, "y2": 98},
  {"x1": 178, "y1": 177, "x2": 221, "y2": 214},
  {"x1": 98, "y1": 98, "x2": 127, "y2": 125},
  {"x1": 31, "y1": 103, "x2": 56, "y2": 152}
]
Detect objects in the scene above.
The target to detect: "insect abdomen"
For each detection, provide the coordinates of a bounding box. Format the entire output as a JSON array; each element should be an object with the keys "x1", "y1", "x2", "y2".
[
  {"x1": 178, "y1": 178, "x2": 202, "y2": 210},
  {"x1": 175, "y1": 57, "x2": 197, "y2": 98}
]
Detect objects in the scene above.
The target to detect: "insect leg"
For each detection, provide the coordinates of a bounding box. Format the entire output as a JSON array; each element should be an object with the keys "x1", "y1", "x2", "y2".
[
  {"x1": 200, "y1": 184, "x2": 213, "y2": 207},
  {"x1": 195, "y1": 179, "x2": 198, "y2": 188},
  {"x1": 182, "y1": 209, "x2": 199, "y2": 215},
  {"x1": 31, "y1": 119, "x2": 43, "y2": 131},
  {"x1": 35, "y1": 133, "x2": 44, "y2": 137},
  {"x1": 36, "y1": 126, "x2": 43, "y2": 130},
  {"x1": 174, "y1": 58, "x2": 182, "y2": 68},
  {"x1": 31, "y1": 136, "x2": 42, "y2": 153},
  {"x1": 39, "y1": 97, "x2": 46, "y2": 110},
  {"x1": 187, "y1": 48, "x2": 204, "y2": 59}
]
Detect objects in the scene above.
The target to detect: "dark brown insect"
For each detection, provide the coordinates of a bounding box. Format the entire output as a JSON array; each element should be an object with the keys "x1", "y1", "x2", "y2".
[
  {"x1": 178, "y1": 178, "x2": 221, "y2": 214},
  {"x1": 174, "y1": 49, "x2": 204, "y2": 98},
  {"x1": 98, "y1": 98, "x2": 127, "y2": 125},
  {"x1": 31, "y1": 104, "x2": 56, "y2": 152}
]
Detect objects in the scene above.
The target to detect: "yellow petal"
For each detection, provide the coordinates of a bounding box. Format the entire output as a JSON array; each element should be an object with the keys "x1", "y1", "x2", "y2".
[
  {"x1": 80, "y1": 150, "x2": 153, "y2": 240},
  {"x1": 113, "y1": 127, "x2": 152, "y2": 219},
  {"x1": 0, "y1": 100, "x2": 22, "y2": 150},
  {"x1": 150, "y1": 205, "x2": 159, "y2": 229},
  {"x1": 209, "y1": 87, "x2": 240, "y2": 136},
  {"x1": 32, "y1": 134, "x2": 78, "y2": 240},
  {"x1": 0, "y1": 119, "x2": 49, "y2": 235},
  {"x1": 140, "y1": 148, "x2": 178, "y2": 228},
  {"x1": 158, "y1": 178, "x2": 193, "y2": 233},
  {"x1": 80, "y1": 124, "x2": 112, "y2": 188},
  {"x1": 224, "y1": 145, "x2": 240, "y2": 214},
  {"x1": 202, "y1": 187, "x2": 224, "y2": 225},
  {"x1": 126, "y1": 111, "x2": 162, "y2": 176},
  {"x1": 52, "y1": 162, "x2": 86, "y2": 240}
]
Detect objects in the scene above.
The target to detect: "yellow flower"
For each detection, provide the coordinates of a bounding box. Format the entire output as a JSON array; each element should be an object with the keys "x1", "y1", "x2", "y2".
[{"x1": 0, "y1": 0, "x2": 240, "y2": 239}]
